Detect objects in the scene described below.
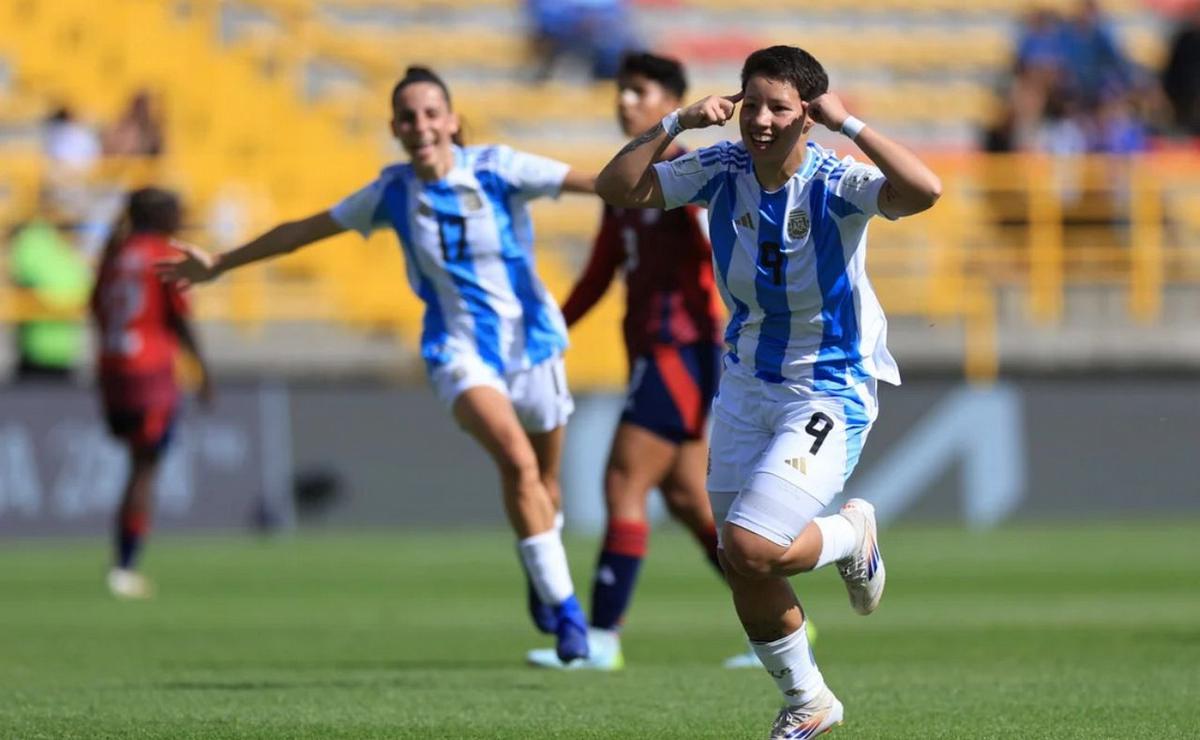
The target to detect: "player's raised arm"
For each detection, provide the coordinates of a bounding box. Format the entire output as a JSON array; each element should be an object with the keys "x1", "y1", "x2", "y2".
[
  {"x1": 807, "y1": 93, "x2": 942, "y2": 219},
  {"x1": 596, "y1": 92, "x2": 742, "y2": 209},
  {"x1": 157, "y1": 211, "x2": 345, "y2": 288}
]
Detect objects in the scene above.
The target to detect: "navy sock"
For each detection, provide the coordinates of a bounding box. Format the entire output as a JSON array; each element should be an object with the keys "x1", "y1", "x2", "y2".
[
  {"x1": 590, "y1": 520, "x2": 648, "y2": 630},
  {"x1": 116, "y1": 511, "x2": 148, "y2": 570}
]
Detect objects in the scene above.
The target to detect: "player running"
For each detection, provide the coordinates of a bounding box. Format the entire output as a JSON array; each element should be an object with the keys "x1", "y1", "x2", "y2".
[
  {"x1": 92, "y1": 187, "x2": 213, "y2": 599},
  {"x1": 527, "y1": 52, "x2": 752, "y2": 671},
  {"x1": 159, "y1": 66, "x2": 596, "y2": 664},
  {"x1": 594, "y1": 46, "x2": 940, "y2": 736}
]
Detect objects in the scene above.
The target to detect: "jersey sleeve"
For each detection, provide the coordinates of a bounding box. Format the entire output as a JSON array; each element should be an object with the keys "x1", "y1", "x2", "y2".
[
  {"x1": 561, "y1": 207, "x2": 622, "y2": 327},
  {"x1": 495, "y1": 145, "x2": 570, "y2": 200},
  {"x1": 652, "y1": 143, "x2": 731, "y2": 210},
  {"x1": 832, "y1": 158, "x2": 894, "y2": 221},
  {"x1": 330, "y1": 177, "x2": 388, "y2": 237}
]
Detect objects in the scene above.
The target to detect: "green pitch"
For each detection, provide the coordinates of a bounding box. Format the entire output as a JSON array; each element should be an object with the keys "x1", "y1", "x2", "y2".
[{"x1": 1, "y1": 522, "x2": 1197, "y2": 739}]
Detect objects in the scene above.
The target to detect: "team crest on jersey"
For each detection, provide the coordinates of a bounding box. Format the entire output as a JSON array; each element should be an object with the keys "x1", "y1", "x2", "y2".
[
  {"x1": 454, "y1": 187, "x2": 484, "y2": 211},
  {"x1": 787, "y1": 209, "x2": 810, "y2": 240}
]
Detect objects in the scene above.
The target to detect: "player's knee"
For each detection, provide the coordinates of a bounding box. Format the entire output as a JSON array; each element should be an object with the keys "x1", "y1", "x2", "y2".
[
  {"x1": 662, "y1": 483, "x2": 706, "y2": 522},
  {"x1": 721, "y1": 524, "x2": 785, "y2": 579},
  {"x1": 496, "y1": 446, "x2": 541, "y2": 491}
]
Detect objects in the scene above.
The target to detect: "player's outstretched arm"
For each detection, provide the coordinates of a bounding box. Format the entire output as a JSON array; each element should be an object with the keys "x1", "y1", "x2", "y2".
[
  {"x1": 808, "y1": 93, "x2": 942, "y2": 219},
  {"x1": 158, "y1": 211, "x2": 346, "y2": 288},
  {"x1": 561, "y1": 169, "x2": 598, "y2": 195},
  {"x1": 596, "y1": 92, "x2": 743, "y2": 209}
]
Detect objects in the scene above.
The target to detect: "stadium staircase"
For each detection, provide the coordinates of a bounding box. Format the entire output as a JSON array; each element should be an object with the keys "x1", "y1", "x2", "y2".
[{"x1": 0, "y1": 0, "x2": 1197, "y2": 383}]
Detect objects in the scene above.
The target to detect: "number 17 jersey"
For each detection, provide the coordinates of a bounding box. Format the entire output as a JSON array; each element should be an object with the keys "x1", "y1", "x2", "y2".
[
  {"x1": 653, "y1": 139, "x2": 901, "y2": 390},
  {"x1": 331, "y1": 144, "x2": 571, "y2": 375}
]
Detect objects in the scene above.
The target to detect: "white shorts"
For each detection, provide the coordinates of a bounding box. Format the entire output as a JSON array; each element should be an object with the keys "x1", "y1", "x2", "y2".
[
  {"x1": 429, "y1": 353, "x2": 574, "y2": 434},
  {"x1": 707, "y1": 358, "x2": 878, "y2": 547}
]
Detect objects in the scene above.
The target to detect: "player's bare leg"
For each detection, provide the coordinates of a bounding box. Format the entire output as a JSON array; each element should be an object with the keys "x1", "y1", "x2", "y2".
[
  {"x1": 454, "y1": 386, "x2": 588, "y2": 661},
  {"x1": 721, "y1": 524, "x2": 844, "y2": 737},
  {"x1": 108, "y1": 444, "x2": 161, "y2": 599},
  {"x1": 528, "y1": 422, "x2": 676, "y2": 670},
  {"x1": 525, "y1": 425, "x2": 567, "y2": 632},
  {"x1": 659, "y1": 439, "x2": 722, "y2": 571},
  {"x1": 455, "y1": 386, "x2": 554, "y2": 536}
]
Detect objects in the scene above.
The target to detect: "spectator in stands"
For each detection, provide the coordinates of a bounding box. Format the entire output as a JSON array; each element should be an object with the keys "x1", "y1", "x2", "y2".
[
  {"x1": 1015, "y1": 7, "x2": 1069, "y2": 74},
  {"x1": 41, "y1": 106, "x2": 102, "y2": 227},
  {"x1": 527, "y1": 0, "x2": 639, "y2": 81},
  {"x1": 1091, "y1": 89, "x2": 1148, "y2": 154},
  {"x1": 7, "y1": 217, "x2": 91, "y2": 382},
  {"x1": 1162, "y1": 5, "x2": 1200, "y2": 135},
  {"x1": 989, "y1": 2, "x2": 1148, "y2": 155},
  {"x1": 42, "y1": 106, "x2": 101, "y2": 172},
  {"x1": 102, "y1": 90, "x2": 165, "y2": 157},
  {"x1": 1060, "y1": 0, "x2": 1134, "y2": 106}
]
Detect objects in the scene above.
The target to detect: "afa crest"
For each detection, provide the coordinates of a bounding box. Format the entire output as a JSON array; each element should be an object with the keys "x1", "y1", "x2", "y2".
[{"x1": 786, "y1": 209, "x2": 810, "y2": 240}]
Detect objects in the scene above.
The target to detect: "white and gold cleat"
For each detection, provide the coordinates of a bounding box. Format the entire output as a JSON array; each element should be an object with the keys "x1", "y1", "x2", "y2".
[
  {"x1": 768, "y1": 688, "x2": 844, "y2": 739},
  {"x1": 835, "y1": 498, "x2": 885, "y2": 616}
]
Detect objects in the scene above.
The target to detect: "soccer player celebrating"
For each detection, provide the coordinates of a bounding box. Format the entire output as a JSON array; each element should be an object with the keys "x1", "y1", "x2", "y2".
[
  {"x1": 92, "y1": 187, "x2": 213, "y2": 599},
  {"x1": 527, "y1": 52, "x2": 731, "y2": 671},
  {"x1": 594, "y1": 46, "x2": 940, "y2": 736},
  {"x1": 159, "y1": 67, "x2": 595, "y2": 663}
]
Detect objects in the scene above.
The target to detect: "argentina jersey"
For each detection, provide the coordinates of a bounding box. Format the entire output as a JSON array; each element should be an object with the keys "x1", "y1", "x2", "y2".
[
  {"x1": 331, "y1": 145, "x2": 571, "y2": 374},
  {"x1": 653, "y1": 139, "x2": 901, "y2": 390}
]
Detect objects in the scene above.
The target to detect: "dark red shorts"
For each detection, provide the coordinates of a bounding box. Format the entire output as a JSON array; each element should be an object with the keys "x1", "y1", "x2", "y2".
[{"x1": 104, "y1": 404, "x2": 177, "y2": 454}]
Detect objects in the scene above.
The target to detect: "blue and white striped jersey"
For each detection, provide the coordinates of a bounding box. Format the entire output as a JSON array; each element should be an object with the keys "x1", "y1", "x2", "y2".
[
  {"x1": 331, "y1": 145, "x2": 570, "y2": 373},
  {"x1": 653, "y1": 139, "x2": 900, "y2": 390}
]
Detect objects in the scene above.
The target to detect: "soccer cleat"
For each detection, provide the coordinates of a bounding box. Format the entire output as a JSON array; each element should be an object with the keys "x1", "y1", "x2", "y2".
[
  {"x1": 107, "y1": 568, "x2": 152, "y2": 600},
  {"x1": 835, "y1": 498, "x2": 886, "y2": 616},
  {"x1": 526, "y1": 628, "x2": 624, "y2": 671},
  {"x1": 553, "y1": 595, "x2": 590, "y2": 663},
  {"x1": 526, "y1": 574, "x2": 559, "y2": 634},
  {"x1": 768, "y1": 689, "x2": 844, "y2": 739}
]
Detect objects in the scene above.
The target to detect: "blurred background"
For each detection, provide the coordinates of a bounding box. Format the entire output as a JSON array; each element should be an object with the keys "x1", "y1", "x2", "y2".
[{"x1": 0, "y1": 0, "x2": 1197, "y2": 537}]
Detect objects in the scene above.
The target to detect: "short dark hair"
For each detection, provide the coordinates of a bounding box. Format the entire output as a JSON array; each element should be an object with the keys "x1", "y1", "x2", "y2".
[
  {"x1": 127, "y1": 187, "x2": 181, "y2": 234},
  {"x1": 391, "y1": 65, "x2": 452, "y2": 111},
  {"x1": 618, "y1": 52, "x2": 687, "y2": 100},
  {"x1": 740, "y1": 46, "x2": 828, "y2": 101}
]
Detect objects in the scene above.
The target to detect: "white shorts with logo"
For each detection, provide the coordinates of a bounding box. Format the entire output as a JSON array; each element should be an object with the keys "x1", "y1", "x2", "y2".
[
  {"x1": 429, "y1": 352, "x2": 574, "y2": 434},
  {"x1": 707, "y1": 357, "x2": 879, "y2": 547}
]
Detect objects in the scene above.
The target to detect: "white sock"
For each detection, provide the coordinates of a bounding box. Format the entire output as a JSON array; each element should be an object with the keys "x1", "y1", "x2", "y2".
[
  {"x1": 812, "y1": 514, "x2": 858, "y2": 569},
  {"x1": 518, "y1": 529, "x2": 575, "y2": 606},
  {"x1": 751, "y1": 622, "x2": 827, "y2": 707}
]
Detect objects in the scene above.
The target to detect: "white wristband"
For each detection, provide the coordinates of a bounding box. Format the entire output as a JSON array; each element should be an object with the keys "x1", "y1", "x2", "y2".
[
  {"x1": 840, "y1": 116, "x2": 866, "y2": 140},
  {"x1": 661, "y1": 109, "x2": 683, "y2": 139}
]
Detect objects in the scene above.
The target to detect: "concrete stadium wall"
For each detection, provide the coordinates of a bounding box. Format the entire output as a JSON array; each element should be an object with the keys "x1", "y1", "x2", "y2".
[{"x1": 0, "y1": 377, "x2": 1196, "y2": 537}]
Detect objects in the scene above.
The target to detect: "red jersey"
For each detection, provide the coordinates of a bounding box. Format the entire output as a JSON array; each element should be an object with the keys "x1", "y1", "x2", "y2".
[
  {"x1": 562, "y1": 191, "x2": 723, "y2": 362},
  {"x1": 91, "y1": 233, "x2": 188, "y2": 408}
]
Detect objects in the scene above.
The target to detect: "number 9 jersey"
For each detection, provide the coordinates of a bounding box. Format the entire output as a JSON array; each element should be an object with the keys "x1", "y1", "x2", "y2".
[
  {"x1": 331, "y1": 145, "x2": 571, "y2": 378},
  {"x1": 653, "y1": 139, "x2": 900, "y2": 392}
]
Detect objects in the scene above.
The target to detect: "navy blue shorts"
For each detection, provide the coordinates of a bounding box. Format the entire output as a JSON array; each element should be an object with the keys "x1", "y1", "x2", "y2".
[{"x1": 620, "y1": 342, "x2": 721, "y2": 443}]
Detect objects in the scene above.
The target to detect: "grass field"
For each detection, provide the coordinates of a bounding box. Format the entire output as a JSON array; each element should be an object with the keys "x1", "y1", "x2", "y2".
[{"x1": 1, "y1": 522, "x2": 1197, "y2": 739}]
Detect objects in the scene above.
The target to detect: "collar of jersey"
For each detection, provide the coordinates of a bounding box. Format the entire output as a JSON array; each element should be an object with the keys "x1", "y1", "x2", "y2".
[{"x1": 754, "y1": 141, "x2": 822, "y2": 195}]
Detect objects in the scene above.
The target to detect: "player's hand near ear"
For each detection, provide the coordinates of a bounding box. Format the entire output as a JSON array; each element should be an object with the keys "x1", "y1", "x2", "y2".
[
  {"x1": 805, "y1": 93, "x2": 852, "y2": 132},
  {"x1": 678, "y1": 92, "x2": 743, "y2": 130}
]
